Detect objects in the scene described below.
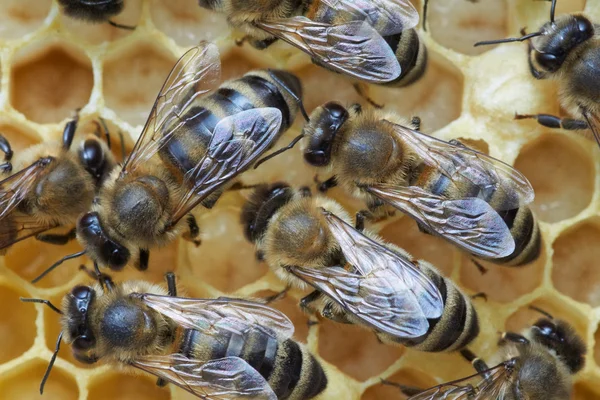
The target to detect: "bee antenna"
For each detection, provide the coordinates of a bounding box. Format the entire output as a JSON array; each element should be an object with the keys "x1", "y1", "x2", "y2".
[
  {"x1": 529, "y1": 305, "x2": 554, "y2": 319},
  {"x1": 31, "y1": 250, "x2": 87, "y2": 284},
  {"x1": 20, "y1": 298, "x2": 63, "y2": 315},
  {"x1": 550, "y1": 0, "x2": 557, "y2": 23},
  {"x1": 422, "y1": 0, "x2": 430, "y2": 32},
  {"x1": 107, "y1": 20, "x2": 136, "y2": 30},
  {"x1": 40, "y1": 331, "x2": 64, "y2": 395},
  {"x1": 253, "y1": 132, "x2": 306, "y2": 169},
  {"x1": 474, "y1": 31, "x2": 543, "y2": 47},
  {"x1": 266, "y1": 69, "x2": 309, "y2": 122}
]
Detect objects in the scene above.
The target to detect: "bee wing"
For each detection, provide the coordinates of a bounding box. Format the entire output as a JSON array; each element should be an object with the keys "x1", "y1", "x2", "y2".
[
  {"x1": 368, "y1": 184, "x2": 515, "y2": 258},
  {"x1": 139, "y1": 293, "x2": 295, "y2": 339},
  {"x1": 133, "y1": 354, "x2": 277, "y2": 400},
  {"x1": 406, "y1": 360, "x2": 515, "y2": 399},
  {"x1": 170, "y1": 107, "x2": 283, "y2": 225},
  {"x1": 288, "y1": 210, "x2": 444, "y2": 338},
  {"x1": 319, "y1": 0, "x2": 419, "y2": 34},
  {"x1": 0, "y1": 157, "x2": 54, "y2": 220},
  {"x1": 257, "y1": 18, "x2": 401, "y2": 83},
  {"x1": 120, "y1": 43, "x2": 221, "y2": 176},
  {"x1": 0, "y1": 214, "x2": 60, "y2": 250},
  {"x1": 388, "y1": 122, "x2": 534, "y2": 209},
  {"x1": 581, "y1": 108, "x2": 600, "y2": 148}
]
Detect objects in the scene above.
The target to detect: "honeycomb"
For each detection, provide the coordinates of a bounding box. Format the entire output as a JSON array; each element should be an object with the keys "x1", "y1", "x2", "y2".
[{"x1": 1, "y1": 0, "x2": 599, "y2": 399}]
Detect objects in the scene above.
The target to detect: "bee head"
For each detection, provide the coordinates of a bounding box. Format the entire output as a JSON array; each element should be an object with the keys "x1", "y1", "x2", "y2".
[
  {"x1": 531, "y1": 318, "x2": 586, "y2": 373},
  {"x1": 241, "y1": 182, "x2": 294, "y2": 243},
  {"x1": 535, "y1": 14, "x2": 594, "y2": 73},
  {"x1": 77, "y1": 212, "x2": 130, "y2": 271},
  {"x1": 303, "y1": 102, "x2": 349, "y2": 167},
  {"x1": 64, "y1": 285, "x2": 99, "y2": 364},
  {"x1": 58, "y1": 0, "x2": 124, "y2": 22}
]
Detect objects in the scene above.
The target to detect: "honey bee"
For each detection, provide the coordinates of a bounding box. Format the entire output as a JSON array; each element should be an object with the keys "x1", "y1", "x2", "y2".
[
  {"x1": 21, "y1": 272, "x2": 327, "y2": 399},
  {"x1": 0, "y1": 114, "x2": 117, "y2": 257},
  {"x1": 475, "y1": 0, "x2": 600, "y2": 147},
  {"x1": 242, "y1": 184, "x2": 480, "y2": 353},
  {"x1": 386, "y1": 307, "x2": 586, "y2": 399},
  {"x1": 259, "y1": 100, "x2": 540, "y2": 267},
  {"x1": 197, "y1": 0, "x2": 428, "y2": 87},
  {"x1": 32, "y1": 42, "x2": 300, "y2": 279},
  {"x1": 58, "y1": 0, "x2": 135, "y2": 30}
]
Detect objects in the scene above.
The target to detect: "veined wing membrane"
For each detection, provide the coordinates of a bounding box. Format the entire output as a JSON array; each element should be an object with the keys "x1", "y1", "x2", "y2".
[
  {"x1": 133, "y1": 355, "x2": 277, "y2": 400},
  {"x1": 407, "y1": 359, "x2": 516, "y2": 399},
  {"x1": 368, "y1": 184, "x2": 515, "y2": 258},
  {"x1": 120, "y1": 43, "x2": 221, "y2": 176},
  {"x1": 388, "y1": 122, "x2": 534, "y2": 209},
  {"x1": 138, "y1": 293, "x2": 294, "y2": 339},
  {"x1": 288, "y1": 210, "x2": 443, "y2": 338},
  {"x1": 581, "y1": 108, "x2": 600, "y2": 149},
  {"x1": 170, "y1": 108, "x2": 282, "y2": 225},
  {"x1": 0, "y1": 214, "x2": 59, "y2": 250},
  {"x1": 319, "y1": 0, "x2": 419, "y2": 34},
  {"x1": 0, "y1": 157, "x2": 54, "y2": 220},
  {"x1": 257, "y1": 18, "x2": 401, "y2": 83}
]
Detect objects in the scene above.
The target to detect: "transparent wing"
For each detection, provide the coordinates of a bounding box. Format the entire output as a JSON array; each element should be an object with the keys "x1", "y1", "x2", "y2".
[
  {"x1": 120, "y1": 43, "x2": 221, "y2": 176},
  {"x1": 288, "y1": 210, "x2": 443, "y2": 338},
  {"x1": 257, "y1": 18, "x2": 400, "y2": 83},
  {"x1": 138, "y1": 293, "x2": 294, "y2": 339},
  {"x1": 407, "y1": 359, "x2": 516, "y2": 400},
  {"x1": 319, "y1": 0, "x2": 419, "y2": 34},
  {"x1": 170, "y1": 107, "x2": 282, "y2": 224},
  {"x1": 388, "y1": 122, "x2": 534, "y2": 209},
  {"x1": 0, "y1": 157, "x2": 54, "y2": 220},
  {"x1": 368, "y1": 184, "x2": 515, "y2": 258},
  {"x1": 0, "y1": 213, "x2": 59, "y2": 250},
  {"x1": 133, "y1": 355, "x2": 277, "y2": 400}
]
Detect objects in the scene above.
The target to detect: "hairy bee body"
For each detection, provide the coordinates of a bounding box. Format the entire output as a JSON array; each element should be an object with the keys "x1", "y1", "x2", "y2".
[
  {"x1": 61, "y1": 280, "x2": 326, "y2": 400},
  {"x1": 58, "y1": 0, "x2": 125, "y2": 23},
  {"x1": 303, "y1": 105, "x2": 541, "y2": 266},
  {"x1": 200, "y1": 0, "x2": 427, "y2": 86},
  {"x1": 243, "y1": 185, "x2": 479, "y2": 352}
]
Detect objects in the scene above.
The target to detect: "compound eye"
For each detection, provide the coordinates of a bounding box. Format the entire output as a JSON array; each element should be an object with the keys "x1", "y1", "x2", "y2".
[
  {"x1": 534, "y1": 319, "x2": 561, "y2": 341},
  {"x1": 73, "y1": 335, "x2": 95, "y2": 351},
  {"x1": 577, "y1": 17, "x2": 594, "y2": 35},
  {"x1": 304, "y1": 150, "x2": 328, "y2": 167},
  {"x1": 71, "y1": 285, "x2": 91, "y2": 300},
  {"x1": 108, "y1": 247, "x2": 129, "y2": 270},
  {"x1": 81, "y1": 139, "x2": 104, "y2": 170},
  {"x1": 78, "y1": 212, "x2": 97, "y2": 229}
]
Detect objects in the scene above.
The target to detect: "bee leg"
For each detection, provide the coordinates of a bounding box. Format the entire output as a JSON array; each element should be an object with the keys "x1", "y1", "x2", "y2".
[
  {"x1": 62, "y1": 110, "x2": 80, "y2": 151},
  {"x1": 355, "y1": 210, "x2": 373, "y2": 232},
  {"x1": 79, "y1": 265, "x2": 115, "y2": 292},
  {"x1": 411, "y1": 116, "x2": 422, "y2": 131},
  {"x1": 352, "y1": 83, "x2": 384, "y2": 109},
  {"x1": 261, "y1": 286, "x2": 290, "y2": 304},
  {"x1": 422, "y1": 0, "x2": 430, "y2": 31},
  {"x1": 471, "y1": 292, "x2": 488, "y2": 301},
  {"x1": 248, "y1": 37, "x2": 278, "y2": 50},
  {"x1": 416, "y1": 221, "x2": 433, "y2": 235},
  {"x1": 314, "y1": 175, "x2": 337, "y2": 193},
  {"x1": 227, "y1": 182, "x2": 260, "y2": 191},
  {"x1": 321, "y1": 302, "x2": 352, "y2": 324},
  {"x1": 165, "y1": 272, "x2": 177, "y2": 297},
  {"x1": 515, "y1": 113, "x2": 588, "y2": 131},
  {"x1": 471, "y1": 258, "x2": 488, "y2": 275},
  {"x1": 182, "y1": 214, "x2": 201, "y2": 247},
  {"x1": 137, "y1": 249, "x2": 149, "y2": 271},
  {"x1": 36, "y1": 228, "x2": 77, "y2": 245},
  {"x1": 380, "y1": 379, "x2": 424, "y2": 396},
  {"x1": 300, "y1": 290, "x2": 323, "y2": 325},
  {"x1": 0, "y1": 133, "x2": 13, "y2": 170},
  {"x1": 460, "y1": 348, "x2": 491, "y2": 378}
]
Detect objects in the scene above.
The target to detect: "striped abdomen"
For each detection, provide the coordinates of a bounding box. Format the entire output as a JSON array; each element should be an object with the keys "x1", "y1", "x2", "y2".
[
  {"x1": 158, "y1": 69, "x2": 301, "y2": 180},
  {"x1": 180, "y1": 327, "x2": 327, "y2": 400},
  {"x1": 408, "y1": 161, "x2": 541, "y2": 266},
  {"x1": 383, "y1": 262, "x2": 479, "y2": 352}
]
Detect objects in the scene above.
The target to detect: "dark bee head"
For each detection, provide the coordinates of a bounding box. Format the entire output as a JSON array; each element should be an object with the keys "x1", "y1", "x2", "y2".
[
  {"x1": 58, "y1": 0, "x2": 124, "y2": 22},
  {"x1": 77, "y1": 212, "x2": 130, "y2": 270},
  {"x1": 531, "y1": 318, "x2": 586, "y2": 373},
  {"x1": 100, "y1": 297, "x2": 158, "y2": 350},
  {"x1": 303, "y1": 102, "x2": 350, "y2": 167},
  {"x1": 198, "y1": 0, "x2": 282, "y2": 12},
  {"x1": 241, "y1": 182, "x2": 294, "y2": 243},
  {"x1": 64, "y1": 285, "x2": 98, "y2": 364},
  {"x1": 534, "y1": 14, "x2": 595, "y2": 73}
]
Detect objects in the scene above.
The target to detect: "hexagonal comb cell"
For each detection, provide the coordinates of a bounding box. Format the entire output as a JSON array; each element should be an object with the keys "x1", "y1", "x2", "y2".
[
  {"x1": 252, "y1": 290, "x2": 311, "y2": 344},
  {"x1": 0, "y1": 359, "x2": 79, "y2": 399},
  {"x1": 88, "y1": 372, "x2": 170, "y2": 400},
  {"x1": 10, "y1": 42, "x2": 94, "y2": 124},
  {"x1": 103, "y1": 43, "x2": 177, "y2": 127},
  {"x1": 0, "y1": 285, "x2": 36, "y2": 364},
  {"x1": 184, "y1": 205, "x2": 268, "y2": 293},
  {"x1": 424, "y1": 0, "x2": 507, "y2": 55},
  {"x1": 362, "y1": 368, "x2": 437, "y2": 400},
  {"x1": 552, "y1": 218, "x2": 600, "y2": 307},
  {"x1": 514, "y1": 134, "x2": 594, "y2": 223},
  {"x1": 573, "y1": 382, "x2": 600, "y2": 400},
  {"x1": 318, "y1": 320, "x2": 405, "y2": 382},
  {"x1": 0, "y1": 0, "x2": 51, "y2": 40},
  {"x1": 150, "y1": 0, "x2": 229, "y2": 47},
  {"x1": 0, "y1": 122, "x2": 39, "y2": 153},
  {"x1": 59, "y1": 0, "x2": 142, "y2": 44}
]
